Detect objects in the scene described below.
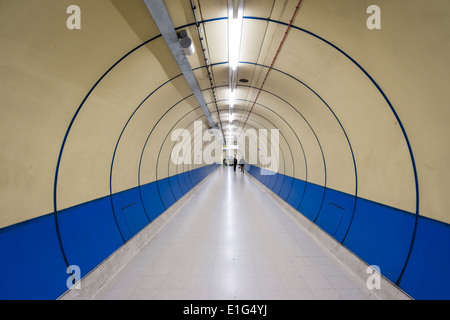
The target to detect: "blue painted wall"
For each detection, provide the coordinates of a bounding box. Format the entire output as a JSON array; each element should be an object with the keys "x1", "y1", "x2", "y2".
[
  {"x1": 247, "y1": 165, "x2": 450, "y2": 300},
  {"x1": 0, "y1": 164, "x2": 219, "y2": 300},
  {"x1": 2, "y1": 163, "x2": 448, "y2": 300}
]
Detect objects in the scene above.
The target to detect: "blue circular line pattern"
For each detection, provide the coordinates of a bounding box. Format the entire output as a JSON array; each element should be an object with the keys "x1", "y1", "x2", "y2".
[{"x1": 52, "y1": 16, "x2": 418, "y2": 286}]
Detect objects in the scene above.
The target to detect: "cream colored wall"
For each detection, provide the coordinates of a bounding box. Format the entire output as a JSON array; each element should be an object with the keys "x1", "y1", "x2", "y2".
[
  {"x1": 231, "y1": 2, "x2": 414, "y2": 213},
  {"x1": 1, "y1": 0, "x2": 449, "y2": 230},
  {"x1": 231, "y1": 0, "x2": 450, "y2": 223},
  {"x1": 110, "y1": 78, "x2": 194, "y2": 194},
  {"x1": 0, "y1": 0, "x2": 158, "y2": 227},
  {"x1": 290, "y1": 0, "x2": 450, "y2": 222},
  {"x1": 57, "y1": 40, "x2": 186, "y2": 210},
  {"x1": 0, "y1": 0, "x2": 207, "y2": 227}
]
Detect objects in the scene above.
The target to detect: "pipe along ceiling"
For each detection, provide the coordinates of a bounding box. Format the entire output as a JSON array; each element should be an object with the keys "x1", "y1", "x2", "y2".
[{"x1": 0, "y1": 0, "x2": 449, "y2": 300}]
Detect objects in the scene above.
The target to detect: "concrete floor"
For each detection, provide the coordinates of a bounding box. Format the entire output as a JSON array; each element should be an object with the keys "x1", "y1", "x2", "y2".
[{"x1": 93, "y1": 166, "x2": 379, "y2": 300}]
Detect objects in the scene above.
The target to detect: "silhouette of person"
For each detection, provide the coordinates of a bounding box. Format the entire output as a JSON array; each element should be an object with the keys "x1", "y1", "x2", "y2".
[
  {"x1": 233, "y1": 156, "x2": 237, "y2": 172},
  {"x1": 239, "y1": 157, "x2": 245, "y2": 173}
]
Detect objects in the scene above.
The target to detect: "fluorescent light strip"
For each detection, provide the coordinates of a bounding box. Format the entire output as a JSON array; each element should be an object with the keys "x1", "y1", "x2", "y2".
[
  {"x1": 229, "y1": 89, "x2": 235, "y2": 109},
  {"x1": 228, "y1": 0, "x2": 243, "y2": 71}
]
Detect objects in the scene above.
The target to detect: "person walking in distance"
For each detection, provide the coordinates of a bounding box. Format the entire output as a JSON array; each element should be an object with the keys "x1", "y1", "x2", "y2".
[
  {"x1": 233, "y1": 156, "x2": 237, "y2": 172},
  {"x1": 239, "y1": 156, "x2": 245, "y2": 173}
]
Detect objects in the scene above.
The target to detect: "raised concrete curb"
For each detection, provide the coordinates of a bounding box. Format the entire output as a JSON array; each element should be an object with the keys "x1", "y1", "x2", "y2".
[
  {"x1": 245, "y1": 171, "x2": 412, "y2": 300},
  {"x1": 59, "y1": 168, "x2": 219, "y2": 300}
]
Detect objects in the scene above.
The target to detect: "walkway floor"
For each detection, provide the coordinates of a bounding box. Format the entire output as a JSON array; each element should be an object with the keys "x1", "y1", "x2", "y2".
[{"x1": 94, "y1": 166, "x2": 378, "y2": 300}]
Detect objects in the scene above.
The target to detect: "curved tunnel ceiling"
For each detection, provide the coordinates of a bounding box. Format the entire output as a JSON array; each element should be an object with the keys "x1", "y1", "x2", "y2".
[{"x1": 0, "y1": 0, "x2": 449, "y2": 300}]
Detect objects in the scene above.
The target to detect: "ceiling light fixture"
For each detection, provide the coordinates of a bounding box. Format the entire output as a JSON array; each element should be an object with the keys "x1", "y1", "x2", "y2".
[
  {"x1": 228, "y1": 0, "x2": 244, "y2": 121},
  {"x1": 177, "y1": 29, "x2": 195, "y2": 56},
  {"x1": 228, "y1": 0, "x2": 244, "y2": 71},
  {"x1": 229, "y1": 89, "x2": 235, "y2": 109}
]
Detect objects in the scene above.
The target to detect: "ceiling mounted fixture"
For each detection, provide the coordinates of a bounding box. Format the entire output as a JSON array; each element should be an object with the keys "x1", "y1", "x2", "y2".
[
  {"x1": 228, "y1": 0, "x2": 244, "y2": 116},
  {"x1": 178, "y1": 29, "x2": 195, "y2": 56},
  {"x1": 228, "y1": 0, "x2": 244, "y2": 71},
  {"x1": 229, "y1": 89, "x2": 235, "y2": 109},
  {"x1": 189, "y1": 0, "x2": 225, "y2": 144},
  {"x1": 238, "y1": 0, "x2": 303, "y2": 139},
  {"x1": 143, "y1": 0, "x2": 216, "y2": 129}
]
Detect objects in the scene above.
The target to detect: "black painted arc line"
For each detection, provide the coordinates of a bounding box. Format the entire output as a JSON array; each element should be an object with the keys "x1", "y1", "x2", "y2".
[
  {"x1": 59, "y1": 52, "x2": 347, "y2": 270},
  {"x1": 214, "y1": 76, "x2": 344, "y2": 238},
  {"x1": 155, "y1": 108, "x2": 203, "y2": 208},
  {"x1": 160, "y1": 110, "x2": 290, "y2": 199},
  {"x1": 136, "y1": 93, "x2": 220, "y2": 216},
  {"x1": 211, "y1": 82, "x2": 329, "y2": 203},
  {"x1": 222, "y1": 110, "x2": 290, "y2": 193},
  {"x1": 179, "y1": 135, "x2": 196, "y2": 193},
  {"x1": 229, "y1": 109, "x2": 296, "y2": 199},
  {"x1": 211, "y1": 69, "x2": 354, "y2": 205},
  {"x1": 51, "y1": 18, "x2": 227, "y2": 266},
  {"x1": 51, "y1": 14, "x2": 323, "y2": 269},
  {"x1": 247, "y1": 112, "x2": 292, "y2": 195},
  {"x1": 160, "y1": 104, "x2": 292, "y2": 194},
  {"x1": 128, "y1": 67, "x2": 336, "y2": 226},
  {"x1": 156, "y1": 13, "x2": 406, "y2": 264},
  {"x1": 132, "y1": 81, "x2": 303, "y2": 215},
  {"x1": 135, "y1": 74, "x2": 223, "y2": 216},
  {"x1": 239, "y1": 2, "x2": 276, "y2": 108},
  {"x1": 121, "y1": 202, "x2": 137, "y2": 210},
  {"x1": 162, "y1": 115, "x2": 220, "y2": 202},
  {"x1": 170, "y1": 116, "x2": 221, "y2": 195},
  {"x1": 239, "y1": 1, "x2": 303, "y2": 135},
  {"x1": 52, "y1": 15, "x2": 415, "y2": 275},
  {"x1": 227, "y1": 98, "x2": 350, "y2": 244},
  {"x1": 168, "y1": 116, "x2": 204, "y2": 204},
  {"x1": 170, "y1": 116, "x2": 288, "y2": 192},
  {"x1": 230, "y1": 86, "x2": 325, "y2": 202},
  {"x1": 190, "y1": 2, "x2": 225, "y2": 140},
  {"x1": 137, "y1": 93, "x2": 195, "y2": 213},
  {"x1": 211, "y1": 99, "x2": 305, "y2": 197},
  {"x1": 216, "y1": 104, "x2": 299, "y2": 198},
  {"x1": 174, "y1": 119, "x2": 217, "y2": 191},
  {"x1": 235, "y1": 61, "x2": 357, "y2": 235},
  {"x1": 150, "y1": 107, "x2": 200, "y2": 209},
  {"x1": 139, "y1": 96, "x2": 193, "y2": 218},
  {"x1": 210, "y1": 82, "x2": 330, "y2": 214},
  {"x1": 135, "y1": 79, "x2": 230, "y2": 212},
  {"x1": 109, "y1": 73, "x2": 184, "y2": 230},
  {"x1": 232, "y1": 67, "x2": 341, "y2": 236},
  {"x1": 143, "y1": 104, "x2": 199, "y2": 214},
  {"x1": 230, "y1": 113, "x2": 287, "y2": 186},
  {"x1": 52, "y1": 33, "x2": 164, "y2": 263},
  {"x1": 240, "y1": 17, "x2": 419, "y2": 276},
  {"x1": 110, "y1": 87, "x2": 213, "y2": 232},
  {"x1": 233, "y1": 62, "x2": 355, "y2": 227},
  {"x1": 136, "y1": 83, "x2": 398, "y2": 278},
  {"x1": 209, "y1": 18, "x2": 415, "y2": 269},
  {"x1": 238, "y1": 17, "x2": 417, "y2": 281},
  {"x1": 156, "y1": 108, "x2": 206, "y2": 206},
  {"x1": 209, "y1": 107, "x2": 290, "y2": 190}
]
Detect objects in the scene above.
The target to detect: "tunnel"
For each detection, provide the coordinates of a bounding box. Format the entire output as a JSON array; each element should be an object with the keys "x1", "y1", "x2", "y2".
[{"x1": 0, "y1": 0, "x2": 449, "y2": 301}]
